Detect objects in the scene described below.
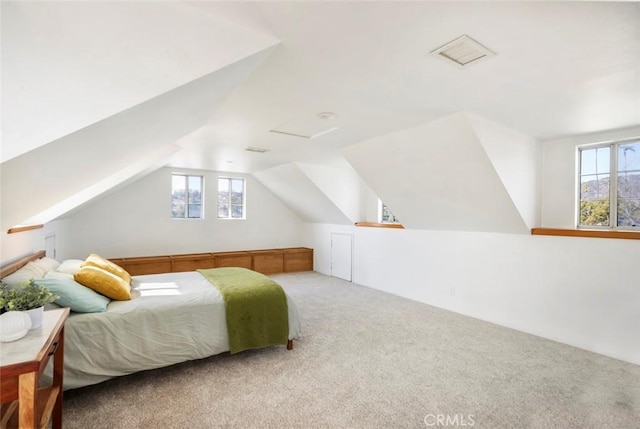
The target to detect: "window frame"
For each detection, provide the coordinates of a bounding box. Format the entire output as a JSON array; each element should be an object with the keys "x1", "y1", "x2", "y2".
[
  {"x1": 217, "y1": 177, "x2": 246, "y2": 220},
  {"x1": 171, "y1": 173, "x2": 204, "y2": 220},
  {"x1": 577, "y1": 138, "x2": 640, "y2": 231}
]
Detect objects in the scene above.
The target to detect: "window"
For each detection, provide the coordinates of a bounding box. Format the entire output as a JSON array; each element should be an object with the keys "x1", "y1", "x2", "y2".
[
  {"x1": 378, "y1": 200, "x2": 400, "y2": 224},
  {"x1": 171, "y1": 174, "x2": 203, "y2": 219},
  {"x1": 579, "y1": 140, "x2": 640, "y2": 229},
  {"x1": 218, "y1": 177, "x2": 245, "y2": 219}
]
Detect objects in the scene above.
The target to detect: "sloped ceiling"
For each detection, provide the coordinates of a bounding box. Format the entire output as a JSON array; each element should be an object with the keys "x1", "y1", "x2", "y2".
[
  {"x1": 167, "y1": 1, "x2": 640, "y2": 173},
  {"x1": 2, "y1": 1, "x2": 279, "y2": 162},
  {"x1": 1, "y1": 2, "x2": 280, "y2": 231},
  {"x1": 342, "y1": 112, "x2": 539, "y2": 234},
  {"x1": 295, "y1": 163, "x2": 375, "y2": 223},
  {"x1": 1, "y1": 2, "x2": 638, "y2": 234},
  {"x1": 253, "y1": 163, "x2": 354, "y2": 225}
]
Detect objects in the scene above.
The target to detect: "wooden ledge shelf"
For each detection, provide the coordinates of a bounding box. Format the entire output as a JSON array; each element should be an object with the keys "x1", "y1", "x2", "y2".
[
  {"x1": 355, "y1": 222, "x2": 404, "y2": 229},
  {"x1": 7, "y1": 224, "x2": 43, "y2": 234},
  {"x1": 531, "y1": 228, "x2": 640, "y2": 240},
  {"x1": 109, "y1": 247, "x2": 313, "y2": 276}
]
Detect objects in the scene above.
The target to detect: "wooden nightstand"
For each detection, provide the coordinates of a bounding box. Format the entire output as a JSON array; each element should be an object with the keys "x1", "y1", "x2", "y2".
[{"x1": 0, "y1": 308, "x2": 70, "y2": 429}]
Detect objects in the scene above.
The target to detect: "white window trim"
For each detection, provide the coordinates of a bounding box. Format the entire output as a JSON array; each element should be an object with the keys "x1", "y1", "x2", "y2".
[
  {"x1": 577, "y1": 137, "x2": 640, "y2": 231},
  {"x1": 171, "y1": 173, "x2": 204, "y2": 220},
  {"x1": 217, "y1": 177, "x2": 246, "y2": 220}
]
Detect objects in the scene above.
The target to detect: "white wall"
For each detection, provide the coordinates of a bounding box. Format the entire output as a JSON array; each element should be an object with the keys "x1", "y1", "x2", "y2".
[
  {"x1": 1, "y1": 229, "x2": 45, "y2": 264},
  {"x1": 0, "y1": 222, "x2": 67, "y2": 264},
  {"x1": 541, "y1": 125, "x2": 640, "y2": 228},
  {"x1": 304, "y1": 223, "x2": 640, "y2": 365},
  {"x1": 53, "y1": 167, "x2": 305, "y2": 260}
]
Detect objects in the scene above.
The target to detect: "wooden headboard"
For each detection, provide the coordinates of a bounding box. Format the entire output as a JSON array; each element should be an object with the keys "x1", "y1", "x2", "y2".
[{"x1": 0, "y1": 250, "x2": 46, "y2": 279}]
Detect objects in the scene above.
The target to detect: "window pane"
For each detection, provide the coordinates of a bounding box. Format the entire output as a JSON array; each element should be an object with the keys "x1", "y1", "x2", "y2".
[
  {"x1": 171, "y1": 175, "x2": 186, "y2": 218},
  {"x1": 580, "y1": 147, "x2": 610, "y2": 176},
  {"x1": 187, "y1": 204, "x2": 201, "y2": 219},
  {"x1": 580, "y1": 173, "x2": 610, "y2": 226},
  {"x1": 618, "y1": 142, "x2": 640, "y2": 173},
  {"x1": 616, "y1": 143, "x2": 640, "y2": 227},
  {"x1": 173, "y1": 174, "x2": 203, "y2": 219},
  {"x1": 231, "y1": 179, "x2": 244, "y2": 204},
  {"x1": 188, "y1": 176, "x2": 202, "y2": 204},
  {"x1": 218, "y1": 178, "x2": 244, "y2": 219},
  {"x1": 617, "y1": 171, "x2": 640, "y2": 198},
  {"x1": 231, "y1": 205, "x2": 243, "y2": 218},
  {"x1": 579, "y1": 147, "x2": 610, "y2": 227},
  {"x1": 617, "y1": 170, "x2": 640, "y2": 227},
  {"x1": 231, "y1": 179, "x2": 244, "y2": 193},
  {"x1": 218, "y1": 178, "x2": 229, "y2": 218},
  {"x1": 580, "y1": 149, "x2": 596, "y2": 176},
  {"x1": 617, "y1": 198, "x2": 640, "y2": 227},
  {"x1": 218, "y1": 203, "x2": 229, "y2": 218},
  {"x1": 580, "y1": 174, "x2": 609, "y2": 201},
  {"x1": 580, "y1": 199, "x2": 610, "y2": 226},
  {"x1": 218, "y1": 178, "x2": 229, "y2": 192},
  {"x1": 172, "y1": 202, "x2": 186, "y2": 218},
  {"x1": 231, "y1": 193, "x2": 243, "y2": 205}
]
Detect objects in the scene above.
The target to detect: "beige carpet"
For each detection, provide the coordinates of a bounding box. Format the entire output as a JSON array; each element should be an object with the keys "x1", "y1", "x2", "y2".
[{"x1": 63, "y1": 272, "x2": 640, "y2": 428}]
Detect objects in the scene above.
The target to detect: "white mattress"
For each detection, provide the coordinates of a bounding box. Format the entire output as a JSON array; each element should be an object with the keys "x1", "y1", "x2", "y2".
[{"x1": 42, "y1": 271, "x2": 302, "y2": 390}]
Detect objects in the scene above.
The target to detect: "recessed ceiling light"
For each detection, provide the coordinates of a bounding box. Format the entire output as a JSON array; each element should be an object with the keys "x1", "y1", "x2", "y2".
[
  {"x1": 317, "y1": 112, "x2": 338, "y2": 120},
  {"x1": 430, "y1": 35, "x2": 495, "y2": 68},
  {"x1": 245, "y1": 146, "x2": 269, "y2": 153}
]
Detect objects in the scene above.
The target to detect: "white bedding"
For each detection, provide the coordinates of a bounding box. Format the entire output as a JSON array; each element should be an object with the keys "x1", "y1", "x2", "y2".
[{"x1": 43, "y1": 271, "x2": 302, "y2": 390}]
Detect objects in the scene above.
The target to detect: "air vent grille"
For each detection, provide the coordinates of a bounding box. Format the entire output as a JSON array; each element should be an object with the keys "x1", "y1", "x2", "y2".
[
  {"x1": 431, "y1": 35, "x2": 495, "y2": 68},
  {"x1": 245, "y1": 146, "x2": 269, "y2": 153}
]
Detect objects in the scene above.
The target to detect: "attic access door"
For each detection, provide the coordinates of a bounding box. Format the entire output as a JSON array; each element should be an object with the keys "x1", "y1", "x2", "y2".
[
  {"x1": 45, "y1": 234, "x2": 56, "y2": 259},
  {"x1": 331, "y1": 233, "x2": 352, "y2": 281}
]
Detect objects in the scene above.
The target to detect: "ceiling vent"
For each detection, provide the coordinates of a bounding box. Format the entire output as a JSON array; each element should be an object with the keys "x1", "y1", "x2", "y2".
[
  {"x1": 430, "y1": 35, "x2": 495, "y2": 68},
  {"x1": 245, "y1": 146, "x2": 269, "y2": 153},
  {"x1": 270, "y1": 112, "x2": 339, "y2": 139}
]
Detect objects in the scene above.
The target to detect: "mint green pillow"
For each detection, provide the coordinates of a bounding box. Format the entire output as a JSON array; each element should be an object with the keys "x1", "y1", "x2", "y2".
[{"x1": 34, "y1": 277, "x2": 110, "y2": 313}]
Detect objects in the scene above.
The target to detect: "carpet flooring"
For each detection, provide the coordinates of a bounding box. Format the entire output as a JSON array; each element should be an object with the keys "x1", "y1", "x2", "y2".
[{"x1": 62, "y1": 272, "x2": 640, "y2": 428}]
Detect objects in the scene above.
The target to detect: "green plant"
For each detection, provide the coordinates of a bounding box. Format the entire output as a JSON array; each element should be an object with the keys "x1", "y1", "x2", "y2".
[{"x1": 0, "y1": 280, "x2": 58, "y2": 311}]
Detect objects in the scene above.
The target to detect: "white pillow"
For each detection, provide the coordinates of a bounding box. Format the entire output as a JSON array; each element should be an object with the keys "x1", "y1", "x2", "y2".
[
  {"x1": 31, "y1": 257, "x2": 60, "y2": 273},
  {"x1": 55, "y1": 259, "x2": 84, "y2": 275},
  {"x1": 1, "y1": 261, "x2": 48, "y2": 288},
  {"x1": 44, "y1": 270, "x2": 74, "y2": 280}
]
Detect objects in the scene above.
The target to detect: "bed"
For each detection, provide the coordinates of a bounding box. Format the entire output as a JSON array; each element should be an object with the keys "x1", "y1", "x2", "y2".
[{"x1": 0, "y1": 251, "x2": 302, "y2": 390}]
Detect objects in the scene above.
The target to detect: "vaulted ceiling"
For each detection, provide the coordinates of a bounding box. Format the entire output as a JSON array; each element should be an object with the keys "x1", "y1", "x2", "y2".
[{"x1": 2, "y1": 1, "x2": 639, "y2": 231}]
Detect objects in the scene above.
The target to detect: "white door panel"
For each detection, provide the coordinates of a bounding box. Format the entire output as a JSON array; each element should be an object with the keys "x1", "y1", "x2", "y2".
[{"x1": 331, "y1": 233, "x2": 352, "y2": 281}]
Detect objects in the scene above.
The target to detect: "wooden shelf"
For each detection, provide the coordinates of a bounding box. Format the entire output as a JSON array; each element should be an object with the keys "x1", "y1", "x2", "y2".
[
  {"x1": 6, "y1": 225, "x2": 43, "y2": 235},
  {"x1": 531, "y1": 228, "x2": 640, "y2": 240},
  {"x1": 355, "y1": 222, "x2": 404, "y2": 229},
  {"x1": 110, "y1": 248, "x2": 314, "y2": 276}
]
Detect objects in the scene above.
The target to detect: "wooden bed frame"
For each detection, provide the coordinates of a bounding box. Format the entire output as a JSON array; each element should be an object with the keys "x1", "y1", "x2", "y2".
[
  {"x1": 0, "y1": 250, "x2": 46, "y2": 279},
  {"x1": 0, "y1": 250, "x2": 294, "y2": 350}
]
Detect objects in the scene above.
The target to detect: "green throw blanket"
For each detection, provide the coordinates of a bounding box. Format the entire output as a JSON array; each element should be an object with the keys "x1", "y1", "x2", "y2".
[{"x1": 197, "y1": 267, "x2": 289, "y2": 354}]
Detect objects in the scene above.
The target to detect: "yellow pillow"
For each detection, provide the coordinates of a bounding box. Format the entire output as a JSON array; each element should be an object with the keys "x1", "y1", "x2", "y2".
[
  {"x1": 74, "y1": 266, "x2": 131, "y2": 300},
  {"x1": 82, "y1": 254, "x2": 131, "y2": 284}
]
